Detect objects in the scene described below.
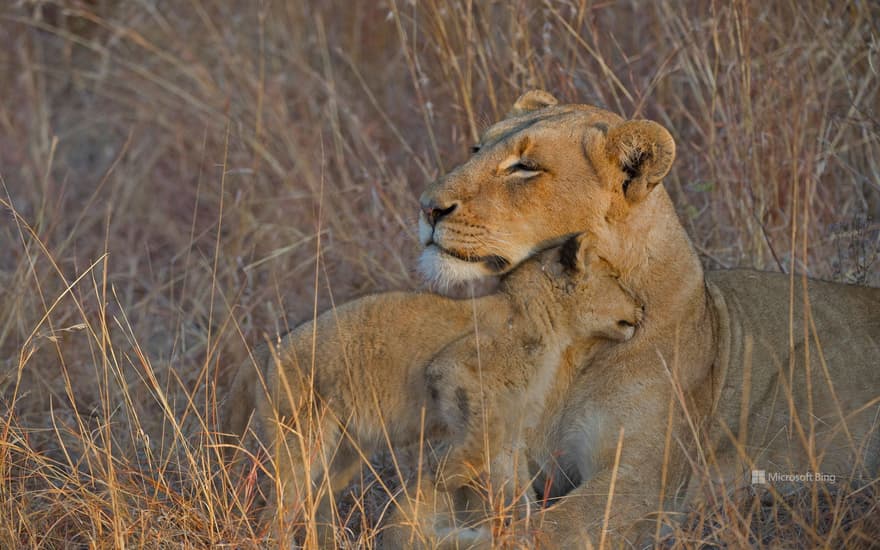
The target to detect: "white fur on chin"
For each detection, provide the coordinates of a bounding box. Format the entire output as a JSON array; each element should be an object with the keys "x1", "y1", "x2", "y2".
[
  {"x1": 417, "y1": 216, "x2": 433, "y2": 246},
  {"x1": 418, "y1": 246, "x2": 491, "y2": 291}
]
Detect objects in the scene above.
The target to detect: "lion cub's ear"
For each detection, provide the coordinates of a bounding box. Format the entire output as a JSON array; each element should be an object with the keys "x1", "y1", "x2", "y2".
[
  {"x1": 558, "y1": 232, "x2": 597, "y2": 273},
  {"x1": 605, "y1": 120, "x2": 676, "y2": 203},
  {"x1": 508, "y1": 89, "x2": 559, "y2": 117}
]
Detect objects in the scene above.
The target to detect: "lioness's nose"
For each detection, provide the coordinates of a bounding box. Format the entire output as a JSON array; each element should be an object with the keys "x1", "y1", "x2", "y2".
[{"x1": 420, "y1": 198, "x2": 457, "y2": 226}]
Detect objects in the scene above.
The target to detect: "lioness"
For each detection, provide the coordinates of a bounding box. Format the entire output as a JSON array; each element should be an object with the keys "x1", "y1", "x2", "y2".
[
  {"x1": 415, "y1": 90, "x2": 880, "y2": 546},
  {"x1": 229, "y1": 233, "x2": 642, "y2": 544}
]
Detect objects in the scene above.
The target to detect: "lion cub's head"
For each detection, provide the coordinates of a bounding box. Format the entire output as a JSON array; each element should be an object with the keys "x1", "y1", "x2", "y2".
[
  {"x1": 503, "y1": 232, "x2": 643, "y2": 343},
  {"x1": 418, "y1": 90, "x2": 675, "y2": 288}
]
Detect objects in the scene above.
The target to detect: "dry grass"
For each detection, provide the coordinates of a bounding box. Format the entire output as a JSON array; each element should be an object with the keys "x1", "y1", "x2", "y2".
[{"x1": 1, "y1": 0, "x2": 878, "y2": 548}]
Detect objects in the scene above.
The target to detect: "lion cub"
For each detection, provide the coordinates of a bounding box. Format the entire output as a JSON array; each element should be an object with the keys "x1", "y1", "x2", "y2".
[{"x1": 236, "y1": 233, "x2": 641, "y2": 536}]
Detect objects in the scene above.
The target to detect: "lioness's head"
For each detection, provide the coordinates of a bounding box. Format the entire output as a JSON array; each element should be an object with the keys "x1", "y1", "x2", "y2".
[{"x1": 418, "y1": 90, "x2": 675, "y2": 287}]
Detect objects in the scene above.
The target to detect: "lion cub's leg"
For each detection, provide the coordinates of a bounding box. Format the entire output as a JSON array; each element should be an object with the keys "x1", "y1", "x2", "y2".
[
  {"x1": 264, "y1": 413, "x2": 369, "y2": 547},
  {"x1": 440, "y1": 402, "x2": 506, "y2": 494},
  {"x1": 381, "y1": 480, "x2": 495, "y2": 550},
  {"x1": 425, "y1": 352, "x2": 508, "y2": 498},
  {"x1": 487, "y1": 443, "x2": 536, "y2": 516},
  {"x1": 261, "y1": 413, "x2": 335, "y2": 538},
  {"x1": 312, "y1": 434, "x2": 368, "y2": 547}
]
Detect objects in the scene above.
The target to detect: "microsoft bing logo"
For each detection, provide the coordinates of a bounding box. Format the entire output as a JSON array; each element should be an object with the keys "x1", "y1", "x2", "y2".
[{"x1": 749, "y1": 470, "x2": 836, "y2": 484}]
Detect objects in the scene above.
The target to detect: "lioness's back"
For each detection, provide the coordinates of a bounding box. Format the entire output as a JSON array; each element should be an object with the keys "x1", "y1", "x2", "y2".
[
  {"x1": 708, "y1": 268, "x2": 880, "y2": 372},
  {"x1": 707, "y1": 268, "x2": 880, "y2": 475},
  {"x1": 708, "y1": 268, "x2": 880, "y2": 336}
]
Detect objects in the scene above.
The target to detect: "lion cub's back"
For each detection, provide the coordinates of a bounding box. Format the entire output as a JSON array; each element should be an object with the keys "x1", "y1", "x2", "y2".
[{"x1": 274, "y1": 291, "x2": 483, "y2": 409}]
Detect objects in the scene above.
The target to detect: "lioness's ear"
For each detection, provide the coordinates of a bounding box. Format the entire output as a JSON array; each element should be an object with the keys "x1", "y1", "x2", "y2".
[
  {"x1": 508, "y1": 89, "x2": 559, "y2": 117},
  {"x1": 605, "y1": 120, "x2": 675, "y2": 203}
]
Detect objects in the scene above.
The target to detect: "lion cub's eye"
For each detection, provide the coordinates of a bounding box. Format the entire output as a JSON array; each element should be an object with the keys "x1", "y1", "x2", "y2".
[{"x1": 470, "y1": 145, "x2": 481, "y2": 154}]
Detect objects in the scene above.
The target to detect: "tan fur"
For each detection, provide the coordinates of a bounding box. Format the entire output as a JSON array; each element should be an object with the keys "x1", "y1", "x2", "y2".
[
  {"x1": 416, "y1": 90, "x2": 880, "y2": 547},
  {"x1": 228, "y1": 235, "x2": 642, "y2": 546}
]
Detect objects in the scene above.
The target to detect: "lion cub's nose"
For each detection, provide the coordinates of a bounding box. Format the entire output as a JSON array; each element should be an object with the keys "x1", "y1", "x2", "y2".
[{"x1": 420, "y1": 200, "x2": 458, "y2": 227}]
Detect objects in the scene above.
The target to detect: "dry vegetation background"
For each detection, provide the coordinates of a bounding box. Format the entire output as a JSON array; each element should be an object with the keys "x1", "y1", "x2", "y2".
[{"x1": 1, "y1": 0, "x2": 879, "y2": 548}]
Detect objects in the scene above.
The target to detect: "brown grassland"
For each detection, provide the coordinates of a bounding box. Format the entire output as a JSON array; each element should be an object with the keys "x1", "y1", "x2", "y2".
[{"x1": 1, "y1": 1, "x2": 879, "y2": 548}]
